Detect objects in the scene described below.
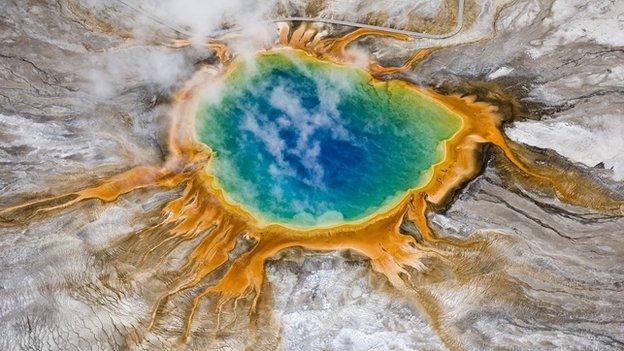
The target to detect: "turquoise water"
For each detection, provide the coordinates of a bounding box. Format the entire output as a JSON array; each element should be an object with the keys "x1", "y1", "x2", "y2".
[{"x1": 197, "y1": 51, "x2": 461, "y2": 227}]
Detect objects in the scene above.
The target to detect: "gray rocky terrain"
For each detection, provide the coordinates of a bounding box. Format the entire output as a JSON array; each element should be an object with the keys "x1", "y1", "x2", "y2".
[{"x1": 1, "y1": 0, "x2": 623, "y2": 350}]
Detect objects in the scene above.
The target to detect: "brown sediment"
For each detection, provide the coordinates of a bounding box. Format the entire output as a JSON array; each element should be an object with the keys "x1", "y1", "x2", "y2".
[
  {"x1": 1, "y1": 23, "x2": 621, "y2": 348},
  {"x1": 368, "y1": 48, "x2": 436, "y2": 75},
  {"x1": 315, "y1": 27, "x2": 411, "y2": 63},
  {"x1": 277, "y1": 24, "x2": 434, "y2": 77},
  {"x1": 404, "y1": 0, "x2": 478, "y2": 35},
  {"x1": 64, "y1": 0, "x2": 133, "y2": 39},
  {"x1": 499, "y1": 140, "x2": 624, "y2": 213},
  {"x1": 169, "y1": 39, "x2": 233, "y2": 63}
]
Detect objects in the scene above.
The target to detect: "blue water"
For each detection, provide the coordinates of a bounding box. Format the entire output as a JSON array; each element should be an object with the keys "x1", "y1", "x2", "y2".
[{"x1": 197, "y1": 51, "x2": 461, "y2": 227}]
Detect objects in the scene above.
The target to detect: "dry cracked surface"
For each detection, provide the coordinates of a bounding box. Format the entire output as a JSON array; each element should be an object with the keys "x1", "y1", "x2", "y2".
[{"x1": 1, "y1": 0, "x2": 623, "y2": 350}]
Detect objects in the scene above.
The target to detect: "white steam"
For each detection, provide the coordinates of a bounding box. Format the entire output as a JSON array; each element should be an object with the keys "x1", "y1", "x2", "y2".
[{"x1": 82, "y1": 0, "x2": 279, "y2": 98}]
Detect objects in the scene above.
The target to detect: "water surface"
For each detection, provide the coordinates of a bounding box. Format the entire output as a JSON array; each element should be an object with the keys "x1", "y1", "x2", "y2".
[{"x1": 197, "y1": 51, "x2": 461, "y2": 227}]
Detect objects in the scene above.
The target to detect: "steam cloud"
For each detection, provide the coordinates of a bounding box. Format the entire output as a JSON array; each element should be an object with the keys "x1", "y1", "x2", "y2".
[{"x1": 82, "y1": 0, "x2": 279, "y2": 98}]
